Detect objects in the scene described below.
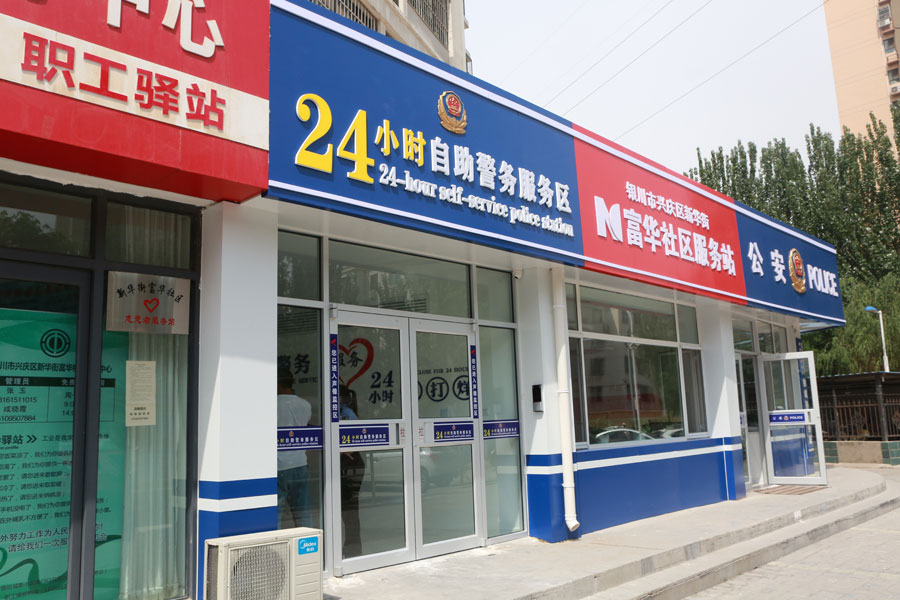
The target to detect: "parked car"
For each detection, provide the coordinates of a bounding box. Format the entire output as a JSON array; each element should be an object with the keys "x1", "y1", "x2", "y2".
[{"x1": 593, "y1": 427, "x2": 654, "y2": 444}]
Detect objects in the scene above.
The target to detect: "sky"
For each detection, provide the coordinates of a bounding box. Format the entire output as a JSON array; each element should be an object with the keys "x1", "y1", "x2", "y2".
[{"x1": 463, "y1": 0, "x2": 842, "y2": 175}]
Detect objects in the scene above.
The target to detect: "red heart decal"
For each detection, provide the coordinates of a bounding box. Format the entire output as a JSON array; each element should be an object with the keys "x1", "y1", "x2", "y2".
[
  {"x1": 144, "y1": 298, "x2": 160, "y2": 313},
  {"x1": 338, "y1": 337, "x2": 374, "y2": 387}
]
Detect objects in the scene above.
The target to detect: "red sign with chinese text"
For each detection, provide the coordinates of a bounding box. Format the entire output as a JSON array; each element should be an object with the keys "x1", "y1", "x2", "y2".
[
  {"x1": 0, "y1": 1, "x2": 268, "y2": 202},
  {"x1": 574, "y1": 125, "x2": 748, "y2": 303}
]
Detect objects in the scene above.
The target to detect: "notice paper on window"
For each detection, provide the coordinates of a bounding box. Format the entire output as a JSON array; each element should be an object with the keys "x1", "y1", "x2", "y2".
[{"x1": 126, "y1": 360, "x2": 156, "y2": 426}]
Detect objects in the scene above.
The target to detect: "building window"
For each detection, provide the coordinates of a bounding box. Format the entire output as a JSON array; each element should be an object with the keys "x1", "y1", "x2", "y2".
[
  {"x1": 885, "y1": 37, "x2": 896, "y2": 54},
  {"x1": 407, "y1": 0, "x2": 449, "y2": 47},
  {"x1": 889, "y1": 68, "x2": 900, "y2": 84},
  {"x1": 568, "y1": 285, "x2": 708, "y2": 445}
]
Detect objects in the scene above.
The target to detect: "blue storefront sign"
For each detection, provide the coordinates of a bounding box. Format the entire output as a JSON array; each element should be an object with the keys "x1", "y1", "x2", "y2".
[
  {"x1": 483, "y1": 420, "x2": 520, "y2": 439},
  {"x1": 277, "y1": 426, "x2": 323, "y2": 450},
  {"x1": 339, "y1": 424, "x2": 391, "y2": 447},
  {"x1": 769, "y1": 413, "x2": 807, "y2": 424},
  {"x1": 433, "y1": 421, "x2": 474, "y2": 442}
]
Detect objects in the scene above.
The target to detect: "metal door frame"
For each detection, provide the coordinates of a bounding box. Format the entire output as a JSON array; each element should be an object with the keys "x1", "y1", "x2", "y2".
[
  {"x1": 760, "y1": 351, "x2": 828, "y2": 486},
  {"x1": 735, "y1": 353, "x2": 768, "y2": 488},
  {"x1": 409, "y1": 318, "x2": 483, "y2": 559}
]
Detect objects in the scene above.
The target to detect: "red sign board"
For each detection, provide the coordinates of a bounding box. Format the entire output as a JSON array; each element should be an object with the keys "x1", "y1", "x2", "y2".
[
  {"x1": 574, "y1": 126, "x2": 747, "y2": 303},
  {"x1": 0, "y1": 1, "x2": 268, "y2": 202}
]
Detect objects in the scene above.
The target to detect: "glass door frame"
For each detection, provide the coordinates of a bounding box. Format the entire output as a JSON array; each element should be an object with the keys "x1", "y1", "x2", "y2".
[
  {"x1": 760, "y1": 351, "x2": 828, "y2": 486},
  {"x1": 329, "y1": 310, "x2": 416, "y2": 575},
  {"x1": 409, "y1": 317, "x2": 484, "y2": 560},
  {"x1": 735, "y1": 352, "x2": 768, "y2": 488},
  {"x1": 0, "y1": 259, "x2": 93, "y2": 600}
]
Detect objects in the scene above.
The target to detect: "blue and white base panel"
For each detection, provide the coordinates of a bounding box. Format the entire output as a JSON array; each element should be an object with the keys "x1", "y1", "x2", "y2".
[
  {"x1": 526, "y1": 437, "x2": 744, "y2": 542},
  {"x1": 197, "y1": 478, "x2": 278, "y2": 599}
]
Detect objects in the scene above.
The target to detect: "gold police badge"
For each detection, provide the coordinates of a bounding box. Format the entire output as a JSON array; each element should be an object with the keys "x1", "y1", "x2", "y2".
[
  {"x1": 438, "y1": 91, "x2": 467, "y2": 134},
  {"x1": 788, "y1": 248, "x2": 806, "y2": 294}
]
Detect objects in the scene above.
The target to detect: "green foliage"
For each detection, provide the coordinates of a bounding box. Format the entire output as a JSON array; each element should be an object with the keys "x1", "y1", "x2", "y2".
[{"x1": 688, "y1": 110, "x2": 900, "y2": 375}]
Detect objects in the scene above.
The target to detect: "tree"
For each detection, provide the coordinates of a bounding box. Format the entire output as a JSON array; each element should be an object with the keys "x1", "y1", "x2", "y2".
[{"x1": 687, "y1": 110, "x2": 900, "y2": 374}]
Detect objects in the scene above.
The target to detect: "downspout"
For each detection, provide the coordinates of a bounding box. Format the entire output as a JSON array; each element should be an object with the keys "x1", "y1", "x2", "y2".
[{"x1": 551, "y1": 267, "x2": 580, "y2": 532}]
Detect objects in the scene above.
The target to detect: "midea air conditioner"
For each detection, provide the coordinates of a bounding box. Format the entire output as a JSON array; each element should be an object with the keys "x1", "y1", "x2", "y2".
[
  {"x1": 205, "y1": 527, "x2": 323, "y2": 600},
  {"x1": 892, "y1": 85, "x2": 900, "y2": 95}
]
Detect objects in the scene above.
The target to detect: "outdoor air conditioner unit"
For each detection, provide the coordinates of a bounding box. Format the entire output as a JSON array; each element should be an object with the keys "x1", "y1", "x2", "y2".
[
  {"x1": 205, "y1": 527, "x2": 323, "y2": 600},
  {"x1": 879, "y1": 17, "x2": 892, "y2": 27},
  {"x1": 891, "y1": 84, "x2": 900, "y2": 95}
]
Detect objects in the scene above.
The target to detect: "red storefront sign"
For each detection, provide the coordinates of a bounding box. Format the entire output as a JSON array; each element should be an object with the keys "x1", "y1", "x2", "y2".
[
  {"x1": 0, "y1": 1, "x2": 268, "y2": 201},
  {"x1": 574, "y1": 126, "x2": 748, "y2": 304}
]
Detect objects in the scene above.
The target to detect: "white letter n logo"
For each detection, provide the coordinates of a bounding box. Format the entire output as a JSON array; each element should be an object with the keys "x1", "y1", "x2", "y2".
[{"x1": 595, "y1": 196, "x2": 623, "y2": 242}]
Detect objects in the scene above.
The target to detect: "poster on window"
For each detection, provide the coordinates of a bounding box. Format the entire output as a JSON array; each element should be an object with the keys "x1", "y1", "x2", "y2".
[
  {"x1": 0, "y1": 308, "x2": 126, "y2": 599},
  {"x1": 106, "y1": 271, "x2": 190, "y2": 335}
]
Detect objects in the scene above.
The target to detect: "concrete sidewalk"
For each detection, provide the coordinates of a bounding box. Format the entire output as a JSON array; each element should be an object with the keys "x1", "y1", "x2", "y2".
[{"x1": 323, "y1": 466, "x2": 900, "y2": 600}]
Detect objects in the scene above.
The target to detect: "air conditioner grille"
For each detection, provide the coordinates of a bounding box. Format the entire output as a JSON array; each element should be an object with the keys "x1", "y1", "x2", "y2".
[
  {"x1": 229, "y1": 542, "x2": 290, "y2": 600},
  {"x1": 207, "y1": 545, "x2": 220, "y2": 600}
]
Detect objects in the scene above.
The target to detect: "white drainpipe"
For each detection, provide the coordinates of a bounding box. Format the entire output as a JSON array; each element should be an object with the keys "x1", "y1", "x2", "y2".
[{"x1": 552, "y1": 267, "x2": 580, "y2": 532}]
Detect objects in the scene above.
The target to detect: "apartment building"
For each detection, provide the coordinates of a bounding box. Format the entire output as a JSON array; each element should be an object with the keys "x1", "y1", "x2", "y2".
[{"x1": 825, "y1": 0, "x2": 900, "y2": 133}]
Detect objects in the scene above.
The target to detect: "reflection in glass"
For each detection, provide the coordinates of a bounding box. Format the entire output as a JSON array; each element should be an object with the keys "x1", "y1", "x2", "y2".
[
  {"x1": 416, "y1": 332, "x2": 469, "y2": 419},
  {"x1": 338, "y1": 326, "x2": 402, "y2": 420},
  {"x1": 343, "y1": 450, "x2": 406, "y2": 559},
  {"x1": 633, "y1": 344, "x2": 683, "y2": 438},
  {"x1": 420, "y1": 445, "x2": 475, "y2": 545},
  {"x1": 569, "y1": 338, "x2": 587, "y2": 444},
  {"x1": 330, "y1": 241, "x2": 470, "y2": 317},
  {"x1": 484, "y1": 437, "x2": 524, "y2": 538},
  {"x1": 732, "y1": 319, "x2": 754, "y2": 352},
  {"x1": 477, "y1": 268, "x2": 513, "y2": 322},
  {"x1": 771, "y1": 426, "x2": 821, "y2": 478},
  {"x1": 94, "y1": 331, "x2": 188, "y2": 600},
  {"x1": 0, "y1": 280, "x2": 78, "y2": 599},
  {"x1": 765, "y1": 361, "x2": 787, "y2": 411},
  {"x1": 278, "y1": 231, "x2": 320, "y2": 301},
  {"x1": 565, "y1": 283, "x2": 578, "y2": 330},
  {"x1": 742, "y1": 358, "x2": 759, "y2": 430},
  {"x1": 479, "y1": 328, "x2": 518, "y2": 421},
  {"x1": 580, "y1": 287, "x2": 676, "y2": 341},
  {"x1": 106, "y1": 203, "x2": 191, "y2": 269},
  {"x1": 677, "y1": 305, "x2": 699, "y2": 344},
  {"x1": 0, "y1": 183, "x2": 91, "y2": 256},
  {"x1": 682, "y1": 349, "x2": 707, "y2": 434},
  {"x1": 773, "y1": 325, "x2": 789, "y2": 354},
  {"x1": 277, "y1": 306, "x2": 322, "y2": 530},
  {"x1": 758, "y1": 322, "x2": 774, "y2": 354}
]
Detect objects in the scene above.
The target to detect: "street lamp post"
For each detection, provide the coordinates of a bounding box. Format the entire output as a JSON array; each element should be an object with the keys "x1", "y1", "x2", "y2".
[{"x1": 865, "y1": 306, "x2": 891, "y2": 372}]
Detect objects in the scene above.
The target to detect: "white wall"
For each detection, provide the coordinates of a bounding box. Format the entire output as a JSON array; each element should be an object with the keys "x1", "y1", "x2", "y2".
[
  {"x1": 198, "y1": 202, "x2": 279, "y2": 485},
  {"x1": 697, "y1": 296, "x2": 741, "y2": 440}
]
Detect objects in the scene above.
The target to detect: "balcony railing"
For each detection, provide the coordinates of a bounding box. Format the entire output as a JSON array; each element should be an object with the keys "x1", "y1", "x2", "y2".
[
  {"x1": 821, "y1": 393, "x2": 900, "y2": 441},
  {"x1": 310, "y1": 0, "x2": 379, "y2": 32},
  {"x1": 407, "y1": 0, "x2": 449, "y2": 47}
]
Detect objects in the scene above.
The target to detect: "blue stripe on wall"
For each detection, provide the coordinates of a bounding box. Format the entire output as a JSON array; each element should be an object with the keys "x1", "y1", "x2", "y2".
[
  {"x1": 197, "y1": 506, "x2": 278, "y2": 599},
  {"x1": 525, "y1": 453, "x2": 563, "y2": 467},
  {"x1": 199, "y1": 477, "x2": 278, "y2": 500}
]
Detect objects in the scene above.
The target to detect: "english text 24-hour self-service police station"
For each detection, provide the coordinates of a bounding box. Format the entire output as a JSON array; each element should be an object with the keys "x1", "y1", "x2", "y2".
[{"x1": 0, "y1": 1, "x2": 844, "y2": 598}]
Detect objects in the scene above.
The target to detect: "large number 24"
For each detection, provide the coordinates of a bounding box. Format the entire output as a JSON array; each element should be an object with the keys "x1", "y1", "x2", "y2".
[{"x1": 294, "y1": 93, "x2": 374, "y2": 184}]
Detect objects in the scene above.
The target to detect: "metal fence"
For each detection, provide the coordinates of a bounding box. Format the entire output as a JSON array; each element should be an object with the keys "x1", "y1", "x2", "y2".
[
  {"x1": 309, "y1": 0, "x2": 379, "y2": 32},
  {"x1": 820, "y1": 392, "x2": 900, "y2": 441},
  {"x1": 407, "y1": 0, "x2": 449, "y2": 47}
]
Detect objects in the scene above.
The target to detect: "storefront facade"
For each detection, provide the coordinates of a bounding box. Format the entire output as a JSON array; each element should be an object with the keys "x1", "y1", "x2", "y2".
[{"x1": 0, "y1": 2, "x2": 845, "y2": 599}]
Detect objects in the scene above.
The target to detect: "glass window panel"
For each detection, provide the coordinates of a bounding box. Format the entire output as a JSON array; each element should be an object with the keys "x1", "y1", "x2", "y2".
[
  {"x1": 277, "y1": 306, "x2": 322, "y2": 530},
  {"x1": 278, "y1": 231, "x2": 320, "y2": 301},
  {"x1": 677, "y1": 305, "x2": 699, "y2": 344},
  {"x1": 565, "y1": 283, "x2": 578, "y2": 330},
  {"x1": 0, "y1": 182, "x2": 91, "y2": 255},
  {"x1": 569, "y1": 337, "x2": 587, "y2": 444},
  {"x1": 0, "y1": 281, "x2": 79, "y2": 598},
  {"x1": 484, "y1": 437, "x2": 524, "y2": 538},
  {"x1": 420, "y1": 445, "x2": 475, "y2": 544},
  {"x1": 477, "y1": 268, "x2": 513, "y2": 322},
  {"x1": 765, "y1": 361, "x2": 788, "y2": 411},
  {"x1": 742, "y1": 358, "x2": 760, "y2": 430},
  {"x1": 682, "y1": 349, "x2": 708, "y2": 434},
  {"x1": 580, "y1": 287, "x2": 676, "y2": 341},
  {"x1": 416, "y1": 331, "x2": 470, "y2": 419},
  {"x1": 342, "y1": 449, "x2": 405, "y2": 558},
  {"x1": 479, "y1": 327, "x2": 518, "y2": 421},
  {"x1": 771, "y1": 426, "x2": 821, "y2": 478},
  {"x1": 583, "y1": 339, "x2": 638, "y2": 440},
  {"x1": 773, "y1": 325, "x2": 789, "y2": 354},
  {"x1": 634, "y1": 344, "x2": 684, "y2": 439},
  {"x1": 330, "y1": 241, "x2": 470, "y2": 318},
  {"x1": 106, "y1": 203, "x2": 191, "y2": 269},
  {"x1": 94, "y1": 330, "x2": 188, "y2": 600},
  {"x1": 338, "y1": 325, "x2": 402, "y2": 420},
  {"x1": 732, "y1": 318, "x2": 754, "y2": 352},
  {"x1": 758, "y1": 321, "x2": 775, "y2": 354}
]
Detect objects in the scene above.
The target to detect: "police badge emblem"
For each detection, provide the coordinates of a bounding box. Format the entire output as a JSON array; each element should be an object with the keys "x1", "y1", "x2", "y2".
[
  {"x1": 438, "y1": 91, "x2": 467, "y2": 134},
  {"x1": 788, "y1": 248, "x2": 806, "y2": 294}
]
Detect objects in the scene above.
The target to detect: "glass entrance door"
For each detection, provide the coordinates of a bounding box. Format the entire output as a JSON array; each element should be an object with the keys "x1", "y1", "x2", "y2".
[
  {"x1": 735, "y1": 354, "x2": 766, "y2": 487},
  {"x1": 761, "y1": 352, "x2": 827, "y2": 485},
  {"x1": 0, "y1": 262, "x2": 89, "y2": 599},
  {"x1": 330, "y1": 312, "x2": 482, "y2": 574}
]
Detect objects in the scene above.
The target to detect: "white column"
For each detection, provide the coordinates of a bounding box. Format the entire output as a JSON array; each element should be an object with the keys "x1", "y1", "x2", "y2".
[{"x1": 696, "y1": 297, "x2": 741, "y2": 441}]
